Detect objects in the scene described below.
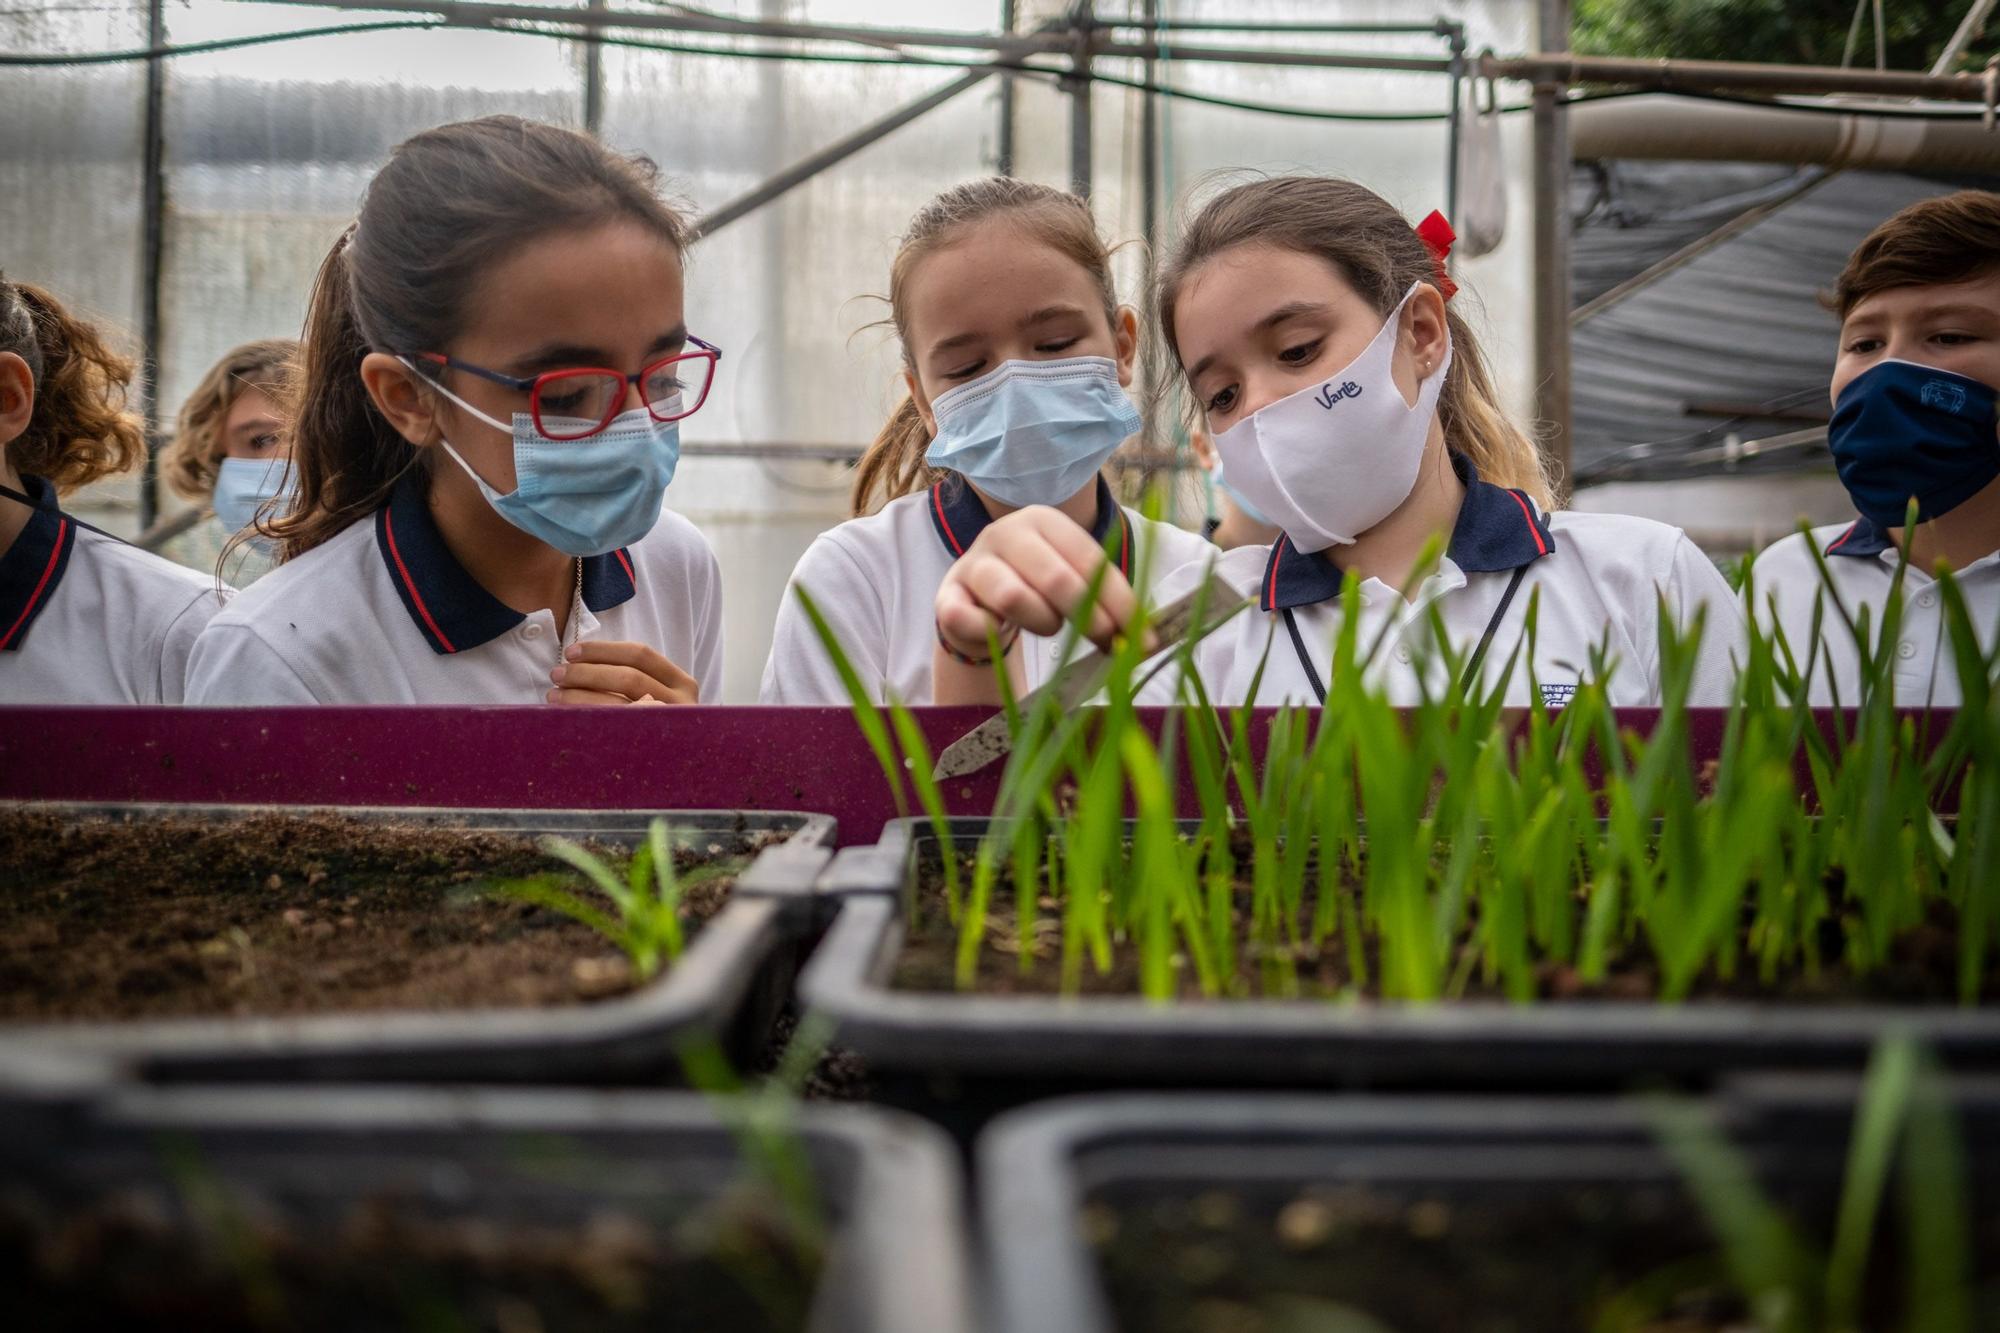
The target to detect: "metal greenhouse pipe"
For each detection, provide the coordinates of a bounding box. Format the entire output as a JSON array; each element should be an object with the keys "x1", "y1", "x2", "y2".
[
  {"x1": 251, "y1": 0, "x2": 1074, "y2": 56},
  {"x1": 691, "y1": 67, "x2": 998, "y2": 239},
  {"x1": 1572, "y1": 94, "x2": 2000, "y2": 172},
  {"x1": 1480, "y1": 49, "x2": 1998, "y2": 103}
]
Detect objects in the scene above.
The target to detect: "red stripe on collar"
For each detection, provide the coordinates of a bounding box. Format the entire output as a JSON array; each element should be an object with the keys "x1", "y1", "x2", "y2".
[
  {"x1": 1505, "y1": 488, "x2": 1549, "y2": 556},
  {"x1": 0, "y1": 517, "x2": 68, "y2": 651},
  {"x1": 381, "y1": 508, "x2": 456, "y2": 654},
  {"x1": 932, "y1": 483, "x2": 966, "y2": 557}
]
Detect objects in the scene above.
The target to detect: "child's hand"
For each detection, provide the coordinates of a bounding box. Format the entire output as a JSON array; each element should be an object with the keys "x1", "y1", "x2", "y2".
[
  {"x1": 548, "y1": 641, "x2": 700, "y2": 705},
  {"x1": 933, "y1": 506, "x2": 1141, "y2": 659}
]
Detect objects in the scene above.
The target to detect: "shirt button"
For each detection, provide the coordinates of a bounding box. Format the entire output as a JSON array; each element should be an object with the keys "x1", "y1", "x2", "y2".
[
  {"x1": 1897, "y1": 640, "x2": 1917, "y2": 660},
  {"x1": 1918, "y1": 591, "x2": 1936, "y2": 608},
  {"x1": 1394, "y1": 645, "x2": 1412, "y2": 664},
  {"x1": 522, "y1": 623, "x2": 544, "y2": 641},
  {"x1": 1050, "y1": 642, "x2": 1063, "y2": 661}
]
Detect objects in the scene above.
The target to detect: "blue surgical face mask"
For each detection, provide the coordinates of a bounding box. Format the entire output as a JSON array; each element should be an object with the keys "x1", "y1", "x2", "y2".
[
  {"x1": 1829, "y1": 358, "x2": 2000, "y2": 529},
  {"x1": 413, "y1": 362, "x2": 682, "y2": 557},
  {"x1": 212, "y1": 455, "x2": 294, "y2": 541},
  {"x1": 923, "y1": 356, "x2": 1141, "y2": 510}
]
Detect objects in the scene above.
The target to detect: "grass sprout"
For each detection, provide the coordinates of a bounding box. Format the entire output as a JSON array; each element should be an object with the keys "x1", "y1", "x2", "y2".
[{"x1": 812, "y1": 513, "x2": 1998, "y2": 1006}]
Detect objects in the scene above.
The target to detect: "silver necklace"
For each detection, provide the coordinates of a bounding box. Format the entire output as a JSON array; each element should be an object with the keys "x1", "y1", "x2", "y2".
[{"x1": 556, "y1": 557, "x2": 583, "y2": 669}]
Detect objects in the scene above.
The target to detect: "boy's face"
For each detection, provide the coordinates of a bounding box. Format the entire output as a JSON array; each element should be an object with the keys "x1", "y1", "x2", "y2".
[{"x1": 1832, "y1": 269, "x2": 2000, "y2": 408}]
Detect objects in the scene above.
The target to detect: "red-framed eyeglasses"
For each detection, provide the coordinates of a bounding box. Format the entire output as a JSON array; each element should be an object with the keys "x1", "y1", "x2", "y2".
[{"x1": 405, "y1": 334, "x2": 721, "y2": 441}]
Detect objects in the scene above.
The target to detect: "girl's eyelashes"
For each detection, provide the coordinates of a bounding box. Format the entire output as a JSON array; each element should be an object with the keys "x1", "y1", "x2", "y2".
[
  {"x1": 1034, "y1": 336, "x2": 1082, "y2": 355},
  {"x1": 248, "y1": 432, "x2": 281, "y2": 452},
  {"x1": 1278, "y1": 338, "x2": 1321, "y2": 365},
  {"x1": 1205, "y1": 384, "x2": 1238, "y2": 414},
  {"x1": 943, "y1": 359, "x2": 986, "y2": 381}
]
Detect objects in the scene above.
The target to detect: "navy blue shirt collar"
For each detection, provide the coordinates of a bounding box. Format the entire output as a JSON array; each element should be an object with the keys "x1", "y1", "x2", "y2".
[
  {"x1": 1258, "y1": 453, "x2": 1556, "y2": 612},
  {"x1": 0, "y1": 474, "x2": 78, "y2": 653},
  {"x1": 926, "y1": 473, "x2": 1133, "y2": 577},
  {"x1": 374, "y1": 469, "x2": 638, "y2": 655},
  {"x1": 1824, "y1": 514, "x2": 1892, "y2": 559}
]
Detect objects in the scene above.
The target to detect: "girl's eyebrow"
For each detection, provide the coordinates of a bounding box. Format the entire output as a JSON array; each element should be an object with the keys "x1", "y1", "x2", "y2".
[
  {"x1": 228, "y1": 415, "x2": 282, "y2": 440},
  {"x1": 1186, "y1": 301, "x2": 1335, "y2": 382},
  {"x1": 510, "y1": 324, "x2": 689, "y2": 375},
  {"x1": 927, "y1": 329, "x2": 984, "y2": 357},
  {"x1": 929, "y1": 306, "x2": 1093, "y2": 358}
]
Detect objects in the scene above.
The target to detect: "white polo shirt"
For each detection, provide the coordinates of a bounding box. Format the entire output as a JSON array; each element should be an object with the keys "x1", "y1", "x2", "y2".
[
  {"x1": 760, "y1": 474, "x2": 1216, "y2": 705},
  {"x1": 1144, "y1": 455, "x2": 1745, "y2": 708},
  {"x1": 0, "y1": 474, "x2": 230, "y2": 704},
  {"x1": 184, "y1": 469, "x2": 723, "y2": 705},
  {"x1": 1747, "y1": 516, "x2": 2000, "y2": 708}
]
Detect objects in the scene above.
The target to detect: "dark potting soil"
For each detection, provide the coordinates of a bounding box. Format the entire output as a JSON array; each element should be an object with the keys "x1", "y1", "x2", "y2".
[
  {"x1": 893, "y1": 847, "x2": 1982, "y2": 1004},
  {"x1": 756, "y1": 1006, "x2": 876, "y2": 1103},
  {"x1": 0, "y1": 811, "x2": 762, "y2": 1021},
  {"x1": 1086, "y1": 1179, "x2": 2000, "y2": 1333},
  {"x1": 2, "y1": 1178, "x2": 820, "y2": 1333}
]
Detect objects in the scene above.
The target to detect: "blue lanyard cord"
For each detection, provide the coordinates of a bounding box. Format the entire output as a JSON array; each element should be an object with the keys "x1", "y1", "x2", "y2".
[
  {"x1": 1282, "y1": 563, "x2": 1529, "y2": 705},
  {"x1": 0, "y1": 481, "x2": 132, "y2": 547}
]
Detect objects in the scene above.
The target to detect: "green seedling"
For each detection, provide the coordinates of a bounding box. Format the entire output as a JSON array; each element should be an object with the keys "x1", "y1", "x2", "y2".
[
  {"x1": 808, "y1": 500, "x2": 1998, "y2": 1006},
  {"x1": 1635, "y1": 1036, "x2": 1972, "y2": 1333},
  {"x1": 498, "y1": 819, "x2": 696, "y2": 981}
]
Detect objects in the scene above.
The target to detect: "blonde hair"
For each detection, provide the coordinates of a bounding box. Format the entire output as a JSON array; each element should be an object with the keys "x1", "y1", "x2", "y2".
[
  {"x1": 0, "y1": 272, "x2": 146, "y2": 493},
  {"x1": 160, "y1": 338, "x2": 298, "y2": 501},
  {"x1": 851, "y1": 177, "x2": 1121, "y2": 517},
  {"x1": 1157, "y1": 176, "x2": 1555, "y2": 510}
]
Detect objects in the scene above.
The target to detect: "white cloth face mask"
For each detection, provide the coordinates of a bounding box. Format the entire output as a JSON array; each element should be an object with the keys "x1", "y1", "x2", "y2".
[{"x1": 1210, "y1": 282, "x2": 1452, "y2": 552}]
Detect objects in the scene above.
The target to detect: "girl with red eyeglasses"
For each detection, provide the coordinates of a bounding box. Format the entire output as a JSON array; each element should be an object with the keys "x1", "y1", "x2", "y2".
[{"x1": 186, "y1": 117, "x2": 724, "y2": 706}]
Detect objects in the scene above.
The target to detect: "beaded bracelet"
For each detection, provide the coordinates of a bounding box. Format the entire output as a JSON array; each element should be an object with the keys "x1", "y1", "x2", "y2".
[{"x1": 936, "y1": 620, "x2": 1020, "y2": 668}]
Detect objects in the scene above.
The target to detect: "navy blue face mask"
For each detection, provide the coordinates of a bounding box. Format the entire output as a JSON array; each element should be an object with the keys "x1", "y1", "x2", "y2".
[{"x1": 1828, "y1": 359, "x2": 2000, "y2": 528}]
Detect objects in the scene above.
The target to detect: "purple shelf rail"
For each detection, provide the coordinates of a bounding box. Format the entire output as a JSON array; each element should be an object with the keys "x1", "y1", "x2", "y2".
[{"x1": 0, "y1": 705, "x2": 1837, "y2": 847}]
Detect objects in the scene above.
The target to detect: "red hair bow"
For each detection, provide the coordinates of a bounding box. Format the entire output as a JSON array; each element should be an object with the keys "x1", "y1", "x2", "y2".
[{"x1": 1415, "y1": 210, "x2": 1458, "y2": 301}]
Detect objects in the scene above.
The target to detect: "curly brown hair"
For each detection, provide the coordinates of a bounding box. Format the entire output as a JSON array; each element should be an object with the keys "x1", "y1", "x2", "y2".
[
  {"x1": 159, "y1": 338, "x2": 298, "y2": 502},
  {"x1": 0, "y1": 272, "x2": 146, "y2": 493}
]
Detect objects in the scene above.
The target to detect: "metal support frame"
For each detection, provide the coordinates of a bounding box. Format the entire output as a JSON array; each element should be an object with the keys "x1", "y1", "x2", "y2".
[
  {"x1": 1532, "y1": 0, "x2": 1572, "y2": 498},
  {"x1": 1444, "y1": 21, "x2": 1466, "y2": 224},
  {"x1": 1066, "y1": 0, "x2": 1094, "y2": 200},
  {"x1": 581, "y1": 0, "x2": 606, "y2": 134},
  {"x1": 691, "y1": 67, "x2": 997, "y2": 239},
  {"x1": 251, "y1": 0, "x2": 2000, "y2": 101},
  {"x1": 138, "y1": 0, "x2": 168, "y2": 530},
  {"x1": 115, "y1": 0, "x2": 2000, "y2": 499},
  {"x1": 996, "y1": 0, "x2": 1016, "y2": 175}
]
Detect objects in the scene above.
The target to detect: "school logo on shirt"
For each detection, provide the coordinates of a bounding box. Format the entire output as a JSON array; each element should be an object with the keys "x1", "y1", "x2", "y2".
[
  {"x1": 1315, "y1": 380, "x2": 1363, "y2": 410},
  {"x1": 1921, "y1": 378, "x2": 1969, "y2": 415},
  {"x1": 1539, "y1": 681, "x2": 1577, "y2": 708}
]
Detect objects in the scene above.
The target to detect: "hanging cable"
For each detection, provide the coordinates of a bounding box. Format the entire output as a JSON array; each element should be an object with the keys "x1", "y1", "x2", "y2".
[{"x1": 6, "y1": 20, "x2": 1998, "y2": 124}]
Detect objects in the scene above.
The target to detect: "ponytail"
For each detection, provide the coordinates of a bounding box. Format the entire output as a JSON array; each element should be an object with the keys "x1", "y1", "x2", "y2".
[
  {"x1": 267, "y1": 233, "x2": 419, "y2": 562},
  {"x1": 0, "y1": 273, "x2": 145, "y2": 492},
  {"x1": 1439, "y1": 306, "x2": 1555, "y2": 507},
  {"x1": 850, "y1": 393, "x2": 943, "y2": 516}
]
